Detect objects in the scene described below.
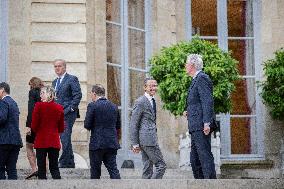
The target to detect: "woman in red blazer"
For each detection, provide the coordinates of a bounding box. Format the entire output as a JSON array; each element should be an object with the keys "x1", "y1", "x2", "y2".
[{"x1": 31, "y1": 86, "x2": 64, "y2": 179}]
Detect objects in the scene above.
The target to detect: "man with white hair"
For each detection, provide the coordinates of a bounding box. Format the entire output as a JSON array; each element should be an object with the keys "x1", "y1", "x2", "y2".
[{"x1": 184, "y1": 54, "x2": 216, "y2": 179}]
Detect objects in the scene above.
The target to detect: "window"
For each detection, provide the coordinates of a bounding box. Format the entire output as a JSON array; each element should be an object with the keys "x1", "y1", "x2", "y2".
[
  {"x1": 186, "y1": 0, "x2": 263, "y2": 159},
  {"x1": 106, "y1": 0, "x2": 152, "y2": 150}
]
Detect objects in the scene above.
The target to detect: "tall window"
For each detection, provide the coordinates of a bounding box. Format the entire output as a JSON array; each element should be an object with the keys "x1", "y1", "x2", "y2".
[
  {"x1": 0, "y1": 0, "x2": 8, "y2": 82},
  {"x1": 106, "y1": 0, "x2": 151, "y2": 150},
  {"x1": 186, "y1": 0, "x2": 262, "y2": 159}
]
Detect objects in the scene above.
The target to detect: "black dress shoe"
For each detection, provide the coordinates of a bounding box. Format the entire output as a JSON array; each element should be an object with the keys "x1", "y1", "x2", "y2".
[{"x1": 25, "y1": 171, "x2": 38, "y2": 179}]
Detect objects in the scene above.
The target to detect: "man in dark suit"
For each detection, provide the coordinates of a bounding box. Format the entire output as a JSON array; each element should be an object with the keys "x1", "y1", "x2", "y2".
[
  {"x1": 52, "y1": 59, "x2": 82, "y2": 168},
  {"x1": 0, "y1": 82, "x2": 23, "y2": 179},
  {"x1": 184, "y1": 54, "x2": 216, "y2": 179},
  {"x1": 84, "y1": 84, "x2": 121, "y2": 179},
  {"x1": 130, "y1": 78, "x2": 166, "y2": 179}
]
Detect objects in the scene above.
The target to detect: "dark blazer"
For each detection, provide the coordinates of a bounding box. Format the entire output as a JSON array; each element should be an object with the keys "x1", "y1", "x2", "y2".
[
  {"x1": 186, "y1": 71, "x2": 214, "y2": 133},
  {"x1": 52, "y1": 73, "x2": 82, "y2": 116},
  {"x1": 0, "y1": 96, "x2": 23, "y2": 146},
  {"x1": 84, "y1": 98, "x2": 120, "y2": 150},
  {"x1": 26, "y1": 88, "x2": 41, "y2": 128},
  {"x1": 31, "y1": 101, "x2": 65, "y2": 149}
]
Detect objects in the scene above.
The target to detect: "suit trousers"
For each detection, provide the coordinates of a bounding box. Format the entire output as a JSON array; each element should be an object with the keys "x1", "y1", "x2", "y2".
[
  {"x1": 36, "y1": 148, "x2": 61, "y2": 179},
  {"x1": 190, "y1": 131, "x2": 216, "y2": 179},
  {"x1": 140, "y1": 145, "x2": 167, "y2": 179},
  {"x1": 89, "y1": 149, "x2": 120, "y2": 179},
  {"x1": 0, "y1": 144, "x2": 20, "y2": 180},
  {"x1": 59, "y1": 111, "x2": 77, "y2": 167}
]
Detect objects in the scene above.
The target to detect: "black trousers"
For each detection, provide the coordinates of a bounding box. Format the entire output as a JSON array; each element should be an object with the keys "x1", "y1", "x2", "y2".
[
  {"x1": 36, "y1": 148, "x2": 61, "y2": 179},
  {"x1": 190, "y1": 131, "x2": 216, "y2": 179},
  {"x1": 0, "y1": 144, "x2": 20, "y2": 180},
  {"x1": 89, "y1": 149, "x2": 120, "y2": 179}
]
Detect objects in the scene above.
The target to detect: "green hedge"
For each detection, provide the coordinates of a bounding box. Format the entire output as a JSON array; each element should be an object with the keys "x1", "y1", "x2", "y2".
[
  {"x1": 149, "y1": 37, "x2": 239, "y2": 116},
  {"x1": 261, "y1": 48, "x2": 284, "y2": 120}
]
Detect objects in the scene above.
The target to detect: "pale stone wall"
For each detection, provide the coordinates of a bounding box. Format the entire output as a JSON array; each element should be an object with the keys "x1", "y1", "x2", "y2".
[
  {"x1": 151, "y1": 0, "x2": 189, "y2": 168},
  {"x1": 261, "y1": 0, "x2": 284, "y2": 168}
]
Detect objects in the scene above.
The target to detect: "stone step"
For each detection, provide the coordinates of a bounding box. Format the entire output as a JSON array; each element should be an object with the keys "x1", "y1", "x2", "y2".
[
  {"x1": 1, "y1": 179, "x2": 284, "y2": 189},
  {"x1": 18, "y1": 168, "x2": 194, "y2": 180}
]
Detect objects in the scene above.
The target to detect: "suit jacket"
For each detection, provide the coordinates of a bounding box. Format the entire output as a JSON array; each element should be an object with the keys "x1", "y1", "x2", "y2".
[
  {"x1": 0, "y1": 96, "x2": 23, "y2": 146},
  {"x1": 26, "y1": 88, "x2": 41, "y2": 128},
  {"x1": 186, "y1": 71, "x2": 214, "y2": 133},
  {"x1": 130, "y1": 95, "x2": 158, "y2": 146},
  {"x1": 52, "y1": 73, "x2": 82, "y2": 116},
  {"x1": 31, "y1": 101, "x2": 65, "y2": 149},
  {"x1": 84, "y1": 98, "x2": 120, "y2": 150}
]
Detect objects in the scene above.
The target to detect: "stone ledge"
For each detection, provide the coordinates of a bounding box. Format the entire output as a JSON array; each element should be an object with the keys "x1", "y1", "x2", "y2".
[
  {"x1": 1, "y1": 179, "x2": 284, "y2": 189},
  {"x1": 221, "y1": 160, "x2": 274, "y2": 170}
]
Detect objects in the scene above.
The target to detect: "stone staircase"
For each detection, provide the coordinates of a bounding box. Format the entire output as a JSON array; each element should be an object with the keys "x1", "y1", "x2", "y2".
[
  {"x1": 17, "y1": 168, "x2": 193, "y2": 180},
  {"x1": 1, "y1": 177, "x2": 284, "y2": 189}
]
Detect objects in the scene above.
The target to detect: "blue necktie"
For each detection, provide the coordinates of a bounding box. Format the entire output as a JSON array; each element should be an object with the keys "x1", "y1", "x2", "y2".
[
  {"x1": 152, "y1": 98, "x2": 156, "y2": 117},
  {"x1": 55, "y1": 77, "x2": 61, "y2": 91}
]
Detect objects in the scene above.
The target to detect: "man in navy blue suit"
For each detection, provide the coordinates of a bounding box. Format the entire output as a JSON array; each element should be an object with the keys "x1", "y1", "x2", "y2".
[
  {"x1": 184, "y1": 54, "x2": 216, "y2": 179},
  {"x1": 52, "y1": 59, "x2": 82, "y2": 168},
  {"x1": 84, "y1": 84, "x2": 121, "y2": 179},
  {"x1": 0, "y1": 82, "x2": 23, "y2": 179}
]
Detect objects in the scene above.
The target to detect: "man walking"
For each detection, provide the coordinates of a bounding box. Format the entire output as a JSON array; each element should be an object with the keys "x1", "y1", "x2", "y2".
[
  {"x1": 84, "y1": 84, "x2": 121, "y2": 179},
  {"x1": 52, "y1": 59, "x2": 82, "y2": 168},
  {"x1": 130, "y1": 78, "x2": 166, "y2": 179},
  {"x1": 184, "y1": 54, "x2": 216, "y2": 179},
  {"x1": 0, "y1": 82, "x2": 23, "y2": 179}
]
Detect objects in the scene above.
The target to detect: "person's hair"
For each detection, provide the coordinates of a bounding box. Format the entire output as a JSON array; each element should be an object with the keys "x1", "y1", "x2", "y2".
[
  {"x1": 0, "y1": 82, "x2": 10, "y2": 94},
  {"x1": 144, "y1": 77, "x2": 156, "y2": 86},
  {"x1": 92, "y1": 84, "x2": 105, "y2": 97},
  {"x1": 41, "y1": 86, "x2": 56, "y2": 102},
  {"x1": 29, "y1": 77, "x2": 44, "y2": 89},
  {"x1": 186, "y1": 54, "x2": 203, "y2": 71},
  {"x1": 54, "y1": 59, "x2": 66, "y2": 68}
]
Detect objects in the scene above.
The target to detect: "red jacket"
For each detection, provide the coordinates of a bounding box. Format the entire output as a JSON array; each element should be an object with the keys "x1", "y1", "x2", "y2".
[{"x1": 31, "y1": 101, "x2": 64, "y2": 149}]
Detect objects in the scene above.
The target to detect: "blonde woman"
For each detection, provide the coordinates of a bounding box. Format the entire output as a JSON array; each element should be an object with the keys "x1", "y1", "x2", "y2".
[{"x1": 31, "y1": 86, "x2": 64, "y2": 179}]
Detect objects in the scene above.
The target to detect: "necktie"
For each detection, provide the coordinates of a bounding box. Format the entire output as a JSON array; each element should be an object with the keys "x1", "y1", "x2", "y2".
[
  {"x1": 152, "y1": 98, "x2": 156, "y2": 117},
  {"x1": 55, "y1": 77, "x2": 61, "y2": 91}
]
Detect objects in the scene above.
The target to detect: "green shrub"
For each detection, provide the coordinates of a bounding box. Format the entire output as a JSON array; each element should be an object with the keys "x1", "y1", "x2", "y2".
[
  {"x1": 149, "y1": 37, "x2": 239, "y2": 116},
  {"x1": 260, "y1": 48, "x2": 284, "y2": 120}
]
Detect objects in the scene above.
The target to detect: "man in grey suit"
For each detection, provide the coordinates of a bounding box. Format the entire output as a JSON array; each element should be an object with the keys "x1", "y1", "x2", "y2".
[
  {"x1": 130, "y1": 78, "x2": 166, "y2": 179},
  {"x1": 52, "y1": 59, "x2": 82, "y2": 168},
  {"x1": 184, "y1": 54, "x2": 216, "y2": 179}
]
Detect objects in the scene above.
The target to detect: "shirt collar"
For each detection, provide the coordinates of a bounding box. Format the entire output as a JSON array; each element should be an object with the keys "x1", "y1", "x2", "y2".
[
  {"x1": 58, "y1": 72, "x2": 67, "y2": 80},
  {"x1": 1, "y1": 95, "x2": 9, "y2": 100},
  {"x1": 193, "y1": 70, "x2": 201, "y2": 79},
  {"x1": 144, "y1": 92, "x2": 154, "y2": 101}
]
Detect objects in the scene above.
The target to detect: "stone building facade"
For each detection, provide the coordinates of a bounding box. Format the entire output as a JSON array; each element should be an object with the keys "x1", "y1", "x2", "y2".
[{"x1": 0, "y1": 0, "x2": 283, "y2": 175}]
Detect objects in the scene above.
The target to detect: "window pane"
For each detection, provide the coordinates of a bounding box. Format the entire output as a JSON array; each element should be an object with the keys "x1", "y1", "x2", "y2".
[
  {"x1": 228, "y1": 39, "x2": 255, "y2": 75},
  {"x1": 129, "y1": 70, "x2": 146, "y2": 107},
  {"x1": 128, "y1": 0, "x2": 145, "y2": 29},
  {"x1": 231, "y1": 78, "x2": 256, "y2": 115},
  {"x1": 231, "y1": 117, "x2": 256, "y2": 154},
  {"x1": 228, "y1": 0, "x2": 253, "y2": 37},
  {"x1": 128, "y1": 29, "x2": 145, "y2": 69},
  {"x1": 106, "y1": 23, "x2": 121, "y2": 64},
  {"x1": 191, "y1": 0, "x2": 217, "y2": 36},
  {"x1": 106, "y1": 0, "x2": 120, "y2": 23},
  {"x1": 107, "y1": 65, "x2": 121, "y2": 106}
]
